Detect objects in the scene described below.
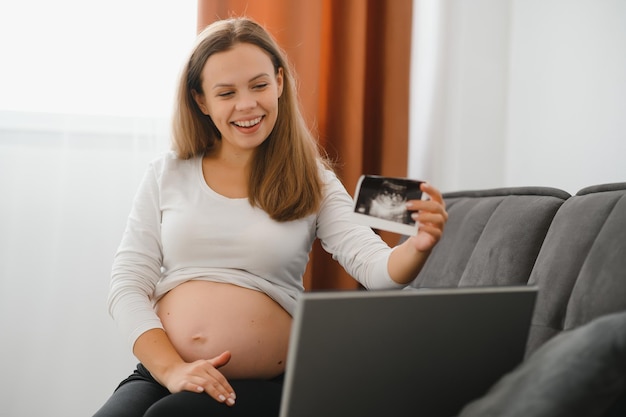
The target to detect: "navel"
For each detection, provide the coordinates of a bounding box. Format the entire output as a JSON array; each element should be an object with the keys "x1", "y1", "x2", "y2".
[{"x1": 190, "y1": 333, "x2": 207, "y2": 343}]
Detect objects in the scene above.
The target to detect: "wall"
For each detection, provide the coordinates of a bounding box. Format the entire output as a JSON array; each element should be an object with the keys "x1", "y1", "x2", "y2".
[
  {"x1": 506, "y1": 0, "x2": 626, "y2": 192},
  {"x1": 409, "y1": 0, "x2": 626, "y2": 194}
]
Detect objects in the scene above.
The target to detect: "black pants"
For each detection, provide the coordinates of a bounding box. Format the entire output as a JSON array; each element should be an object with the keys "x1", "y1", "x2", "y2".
[{"x1": 93, "y1": 364, "x2": 284, "y2": 417}]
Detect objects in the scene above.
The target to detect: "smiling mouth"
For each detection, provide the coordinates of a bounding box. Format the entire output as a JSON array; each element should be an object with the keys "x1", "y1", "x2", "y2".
[{"x1": 232, "y1": 116, "x2": 263, "y2": 128}]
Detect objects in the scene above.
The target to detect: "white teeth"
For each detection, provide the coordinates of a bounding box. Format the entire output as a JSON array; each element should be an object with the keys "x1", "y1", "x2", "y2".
[{"x1": 234, "y1": 116, "x2": 262, "y2": 128}]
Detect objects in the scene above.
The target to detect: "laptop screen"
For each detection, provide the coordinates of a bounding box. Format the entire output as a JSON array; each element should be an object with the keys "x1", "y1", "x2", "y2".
[{"x1": 279, "y1": 286, "x2": 537, "y2": 417}]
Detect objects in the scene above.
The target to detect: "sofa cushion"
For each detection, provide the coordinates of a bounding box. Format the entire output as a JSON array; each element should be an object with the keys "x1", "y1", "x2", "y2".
[
  {"x1": 410, "y1": 187, "x2": 570, "y2": 289},
  {"x1": 457, "y1": 310, "x2": 626, "y2": 417},
  {"x1": 526, "y1": 182, "x2": 626, "y2": 355}
]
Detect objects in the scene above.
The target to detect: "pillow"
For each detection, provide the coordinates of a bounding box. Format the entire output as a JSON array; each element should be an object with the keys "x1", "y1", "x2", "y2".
[{"x1": 458, "y1": 310, "x2": 626, "y2": 417}]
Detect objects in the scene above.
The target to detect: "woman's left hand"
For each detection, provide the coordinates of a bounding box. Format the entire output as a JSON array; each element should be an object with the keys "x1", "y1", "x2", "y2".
[{"x1": 405, "y1": 182, "x2": 448, "y2": 253}]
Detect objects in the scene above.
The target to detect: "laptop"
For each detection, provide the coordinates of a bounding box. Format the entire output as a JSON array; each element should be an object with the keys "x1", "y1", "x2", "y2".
[{"x1": 279, "y1": 286, "x2": 538, "y2": 417}]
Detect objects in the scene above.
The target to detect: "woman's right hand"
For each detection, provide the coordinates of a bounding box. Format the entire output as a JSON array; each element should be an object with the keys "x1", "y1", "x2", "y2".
[{"x1": 161, "y1": 351, "x2": 237, "y2": 406}]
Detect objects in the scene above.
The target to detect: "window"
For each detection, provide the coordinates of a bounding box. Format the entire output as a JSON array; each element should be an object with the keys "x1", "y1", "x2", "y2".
[{"x1": 0, "y1": 1, "x2": 197, "y2": 144}]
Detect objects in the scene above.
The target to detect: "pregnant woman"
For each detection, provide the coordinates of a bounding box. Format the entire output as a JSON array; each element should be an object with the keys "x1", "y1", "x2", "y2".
[{"x1": 93, "y1": 16, "x2": 447, "y2": 417}]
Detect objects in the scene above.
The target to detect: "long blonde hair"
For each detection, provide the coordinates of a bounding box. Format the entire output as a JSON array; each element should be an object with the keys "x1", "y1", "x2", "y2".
[{"x1": 172, "y1": 17, "x2": 329, "y2": 221}]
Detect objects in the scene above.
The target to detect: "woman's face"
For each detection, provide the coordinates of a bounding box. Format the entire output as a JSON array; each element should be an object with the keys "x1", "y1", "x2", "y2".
[{"x1": 193, "y1": 42, "x2": 284, "y2": 155}]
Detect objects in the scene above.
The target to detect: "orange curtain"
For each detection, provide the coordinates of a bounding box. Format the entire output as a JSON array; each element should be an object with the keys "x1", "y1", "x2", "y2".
[{"x1": 197, "y1": 0, "x2": 413, "y2": 290}]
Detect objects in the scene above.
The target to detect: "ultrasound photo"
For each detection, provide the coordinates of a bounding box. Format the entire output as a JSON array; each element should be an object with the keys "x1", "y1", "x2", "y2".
[{"x1": 352, "y1": 175, "x2": 424, "y2": 235}]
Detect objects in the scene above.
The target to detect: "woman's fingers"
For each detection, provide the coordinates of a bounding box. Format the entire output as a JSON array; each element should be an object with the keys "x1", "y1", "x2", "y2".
[
  {"x1": 172, "y1": 359, "x2": 236, "y2": 406},
  {"x1": 407, "y1": 183, "x2": 448, "y2": 222},
  {"x1": 209, "y1": 350, "x2": 232, "y2": 369},
  {"x1": 197, "y1": 375, "x2": 236, "y2": 406},
  {"x1": 404, "y1": 183, "x2": 448, "y2": 252},
  {"x1": 200, "y1": 358, "x2": 236, "y2": 405},
  {"x1": 411, "y1": 210, "x2": 447, "y2": 228},
  {"x1": 420, "y1": 182, "x2": 445, "y2": 205}
]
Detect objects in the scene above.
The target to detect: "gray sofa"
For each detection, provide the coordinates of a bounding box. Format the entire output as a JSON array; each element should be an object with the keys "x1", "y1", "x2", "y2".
[{"x1": 407, "y1": 183, "x2": 626, "y2": 416}]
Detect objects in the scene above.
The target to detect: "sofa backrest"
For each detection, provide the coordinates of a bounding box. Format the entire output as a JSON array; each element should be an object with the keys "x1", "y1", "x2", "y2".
[
  {"x1": 525, "y1": 182, "x2": 626, "y2": 356},
  {"x1": 409, "y1": 187, "x2": 570, "y2": 289}
]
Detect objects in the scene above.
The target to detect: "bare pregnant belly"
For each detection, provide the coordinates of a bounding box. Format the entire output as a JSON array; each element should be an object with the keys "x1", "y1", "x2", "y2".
[{"x1": 156, "y1": 280, "x2": 292, "y2": 379}]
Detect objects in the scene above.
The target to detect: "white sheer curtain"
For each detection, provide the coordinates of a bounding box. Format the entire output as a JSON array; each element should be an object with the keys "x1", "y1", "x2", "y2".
[
  {"x1": 0, "y1": 114, "x2": 163, "y2": 415},
  {"x1": 408, "y1": 0, "x2": 444, "y2": 186},
  {"x1": 0, "y1": 2, "x2": 196, "y2": 416},
  {"x1": 409, "y1": 0, "x2": 514, "y2": 191}
]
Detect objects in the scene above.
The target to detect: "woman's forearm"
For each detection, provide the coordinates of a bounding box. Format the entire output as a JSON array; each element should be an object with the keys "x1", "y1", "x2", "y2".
[
  {"x1": 387, "y1": 240, "x2": 431, "y2": 285},
  {"x1": 132, "y1": 328, "x2": 185, "y2": 384}
]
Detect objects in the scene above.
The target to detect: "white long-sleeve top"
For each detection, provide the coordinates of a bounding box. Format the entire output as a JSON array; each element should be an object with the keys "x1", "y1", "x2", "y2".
[{"x1": 108, "y1": 151, "x2": 404, "y2": 348}]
